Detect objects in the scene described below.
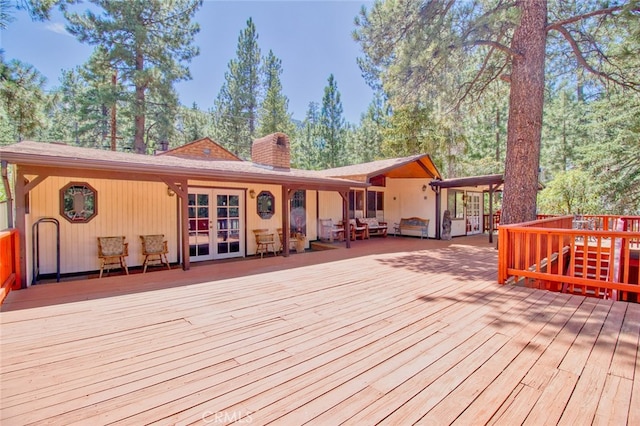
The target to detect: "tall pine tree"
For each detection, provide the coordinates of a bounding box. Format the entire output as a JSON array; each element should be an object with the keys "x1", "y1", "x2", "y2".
[
  {"x1": 66, "y1": 0, "x2": 202, "y2": 153},
  {"x1": 214, "y1": 17, "x2": 261, "y2": 158},
  {"x1": 292, "y1": 101, "x2": 321, "y2": 170},
  {"x1": 319, "y1": 74, "x2": 346, "y2": 168},
  {"x1": 258, "y1": 49, "x2": 294, "y2": 137}
]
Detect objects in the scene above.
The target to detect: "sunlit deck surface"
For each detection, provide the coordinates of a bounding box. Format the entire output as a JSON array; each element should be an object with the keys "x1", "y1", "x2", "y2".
[{"x1": 1, "y1": 235, "x2": 639, "y2": 425}]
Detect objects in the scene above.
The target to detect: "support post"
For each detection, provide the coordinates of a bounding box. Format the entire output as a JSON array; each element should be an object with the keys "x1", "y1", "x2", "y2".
[
  {"x1": 489, "y1": 184, "x2": 494, "y2": 244},
  {"x1": 339, "y1": 191, "x2": 350, "y2": 249},
  {"x1": 14, "y1": 166, "x2": 26, "y2": 288},
  {"x1": 434, "y1": 186, "x2": 441, "y2": 240},
  {"x1": 282, "y1": 185, "x2": 291, "y2": 257},
  {"x1": 1, "y1": 161, "x2": 13, "y2": 228}
]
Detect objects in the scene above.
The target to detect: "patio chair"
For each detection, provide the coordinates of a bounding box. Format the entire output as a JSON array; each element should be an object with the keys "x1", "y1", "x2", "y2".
[
  {"x1": 348, "y1": 219, "x2": 369, "y2": 240},
  {"x1": 253, "y1": 229, "x2": 277, "y2": 258},
  {"x1": 277, "y1": 228, "x2": 295, "y2": 253},
  {"x1": 97, "y1": 236, "x2": 129, "y2": 278},
  {"x1": 318, "y1": 219, "x2": 345, "y2": 242},
  {"x1": 140, "y1": 234, "x2": 171, "y2": 273}
]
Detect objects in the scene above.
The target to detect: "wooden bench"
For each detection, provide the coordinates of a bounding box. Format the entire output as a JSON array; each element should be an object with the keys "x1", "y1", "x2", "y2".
[
  {"x1": 347, "y1": 219, "x2": 369, "y2": 240},
  {"x1": 394, "y1": 217, "x2": 430, "y2": 239},
  {"x1": 318, "y1": 219, "x2": 345, "y2": 242},
  {"x1": 357, "y1": 218, "x2": 388, "y2": 237}
]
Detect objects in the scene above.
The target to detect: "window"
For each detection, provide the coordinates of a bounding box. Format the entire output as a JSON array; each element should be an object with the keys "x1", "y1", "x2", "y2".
[
  {"x1": 447, "y1": 190, "x2": 465, "y2": 219},
  {"x1": 290, "y1": 190, "x2": 306, "y2": 235},
  {"x1": 60, "y1": 182, "x2": 97, "y2": 223},
  {"x1": 256, "y1": 191, "x2": 275, "y2": 219},
  {"x1": 367, "y1": 191, "x2": 384, "y2": 218},
  {"x1": 348, "y1": 190, "x2": 365, "y2": 218}
]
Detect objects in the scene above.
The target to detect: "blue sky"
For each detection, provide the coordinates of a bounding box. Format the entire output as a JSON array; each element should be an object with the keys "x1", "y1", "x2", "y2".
[{"x1": 0, "y1": 0, "x2": 375, "y2": 124}]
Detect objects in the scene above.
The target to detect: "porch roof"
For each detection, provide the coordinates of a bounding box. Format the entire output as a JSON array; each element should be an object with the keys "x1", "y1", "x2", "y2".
[
  {"x1": 429, "y1": 174, "x2": 504, "y2": 189},
  {"x1": 319, "y1": 154, "x2": 441, "y2": 184},
  {"x1": 0, "y1": 141, "x2": 366, "y2": 191}
]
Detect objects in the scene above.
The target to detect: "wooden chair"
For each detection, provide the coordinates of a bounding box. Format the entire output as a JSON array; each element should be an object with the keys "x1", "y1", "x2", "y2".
[
  {"x1": 97, "y1": 236, "x2": 129, "y2": 278},
  {"x1": 253, "y1": 229, "x2": 277, "y2": 258},
  {"x1": 140, "y1": 234, "x2": 171, "y2": 273},
  {"x1": 348, "y1": 219, "x2": 369, "y2": 240},
  {"x1": 318, "y1": 219, "x2": 345, "y2": 242},
  {"x1": 277, "y1": 228, "x2": 304, "y2": 253}
]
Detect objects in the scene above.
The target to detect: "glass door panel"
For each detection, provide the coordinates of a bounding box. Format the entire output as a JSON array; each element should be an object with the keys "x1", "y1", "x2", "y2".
[
  {"x1": 466, "y1": 192, "x2": 482, "y2": 235},
  {"x1": 189, "y1": 189, "x2": 245, "y2": 261},
  {"x1": 214, "y1": 191, "x2": 244, "y2": 259},
  {"x1": 188, "y1": 192, "x2": 212, "y2": 260}
]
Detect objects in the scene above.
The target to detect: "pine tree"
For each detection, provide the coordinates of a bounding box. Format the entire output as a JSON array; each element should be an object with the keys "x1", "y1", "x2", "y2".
[
  {"x1": 175, "y1": 102, "x2": 211, "y2": 146},
  {"x1": 355, "y1": 0, "x2": 638, "y2": 224},
  {"x1": 349, "y1": 92, "x2": 388, "y2": 164},
  {"x1": 258, "y1": 50, "x2": 294, "y2": 137},
  {"x1": 66, "y1": 0, "x2": 202, "y2": 153},
  {"x1": 292, "y1": 102, "x2": 321, "y2": 170},
  {"x1": 214, "y1": 17, "x2": 261, "y2": 158},
  {"x1": 319, "y1": 74, "x2": 346, "y2": 168},
  {"x1": 74, "y1": 47, "x2": 119, "y2": 147},
  {"x1": 0, "y1": 57, "x2": 47, "y2": 140}
]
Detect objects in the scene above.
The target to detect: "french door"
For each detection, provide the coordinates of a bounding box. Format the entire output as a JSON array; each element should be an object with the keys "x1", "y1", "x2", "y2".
[
  {"x1": 466, "y1": 192, "x2": 482, "y2": 235},
  {"x1": 188, "y1": 189, "x2": 245, "y2": 261}
]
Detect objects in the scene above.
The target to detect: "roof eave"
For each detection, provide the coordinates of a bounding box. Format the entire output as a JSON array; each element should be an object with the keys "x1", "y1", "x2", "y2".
[{"x1": 3, "y1": 151, "x2": 367, "y2": 189}]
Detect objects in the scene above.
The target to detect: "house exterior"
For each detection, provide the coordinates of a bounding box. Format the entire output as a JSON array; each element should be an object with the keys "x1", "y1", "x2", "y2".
[
  {"x1": 0, "y1": 134, "x2": 499, "y2": 287},
  {"x1": 318, "y1": 155, "x2": 442, "y2": 238}
]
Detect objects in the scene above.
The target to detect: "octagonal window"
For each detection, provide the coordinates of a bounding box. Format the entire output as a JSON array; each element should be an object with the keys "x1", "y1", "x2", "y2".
[{"x1": 60, "y1": 182, "x2": 97, "y2": 223}]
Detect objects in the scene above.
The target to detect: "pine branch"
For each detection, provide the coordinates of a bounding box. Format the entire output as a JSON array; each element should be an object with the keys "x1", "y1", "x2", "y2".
[
  {"x1": 552, "y1": 24, "x2": 638, "y2": 90},
  {"x1": 545, "y1": 6, "x2": 626, "y2": 32}
]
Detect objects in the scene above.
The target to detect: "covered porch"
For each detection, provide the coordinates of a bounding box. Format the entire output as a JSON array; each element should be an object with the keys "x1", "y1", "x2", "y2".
[{"x1": 2, "y1": 235, "x2": 638, "y2": 424}]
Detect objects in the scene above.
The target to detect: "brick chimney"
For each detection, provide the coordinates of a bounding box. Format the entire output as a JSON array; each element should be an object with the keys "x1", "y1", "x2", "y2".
[{"x1": 251, "y1": 132, "x2": 290, "y2": 170}]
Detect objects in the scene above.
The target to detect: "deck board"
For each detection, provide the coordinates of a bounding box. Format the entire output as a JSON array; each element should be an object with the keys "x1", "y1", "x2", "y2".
[{"x1": 1, "y1": 235, "x2": 638, "y2": 425}]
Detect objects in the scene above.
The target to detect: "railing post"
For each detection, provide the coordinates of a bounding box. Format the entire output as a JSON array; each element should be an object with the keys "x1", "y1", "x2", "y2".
[
  {"x1": 1, "y1": 229, "x2": 21, "y2": 304},
  {"x1": 498, "y1": 226, "x2": 508, "y2": 284}
]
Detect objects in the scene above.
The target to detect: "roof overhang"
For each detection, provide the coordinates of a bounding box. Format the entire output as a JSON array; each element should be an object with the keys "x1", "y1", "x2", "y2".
[
  {"x1": 0, "y1": 141, "x2": 367, "y2": 191},
  {"x1": 322, "y1": 154, "x2": 441, "y2": 186},
  {"x1": 429, "y1": 174, "x2": 504, "y2": 189}
]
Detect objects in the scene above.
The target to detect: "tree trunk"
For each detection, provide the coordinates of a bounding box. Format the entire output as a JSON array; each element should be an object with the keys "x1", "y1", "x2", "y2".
[
  {"x1": 501, "y1": 0, "x2": 548, "y2": 225},
  {"x1": 133, "y1": 51, "x2": 146, "y2": 154}
]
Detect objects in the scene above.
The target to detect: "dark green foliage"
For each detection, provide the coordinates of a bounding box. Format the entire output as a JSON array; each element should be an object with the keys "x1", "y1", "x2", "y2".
[
  {"x1": 65, "y1": 0, "x2": 202, "y2": 153},
  {"x1": 214, "y1": 17, "x2": 261, "y2": 159},
  {"x1": 319, "y1": 74, "x2": 346, "y2": 168}
]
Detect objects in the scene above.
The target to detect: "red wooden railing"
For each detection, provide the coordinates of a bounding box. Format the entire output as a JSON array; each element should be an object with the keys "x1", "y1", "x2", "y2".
[
  {"x1": 498, "y1": 215, "x2": 640, "y2": 301},
  {"x1": 483, "y1": 214, "x2": 501, "y2": 232},
  {"x1": 0, "y1": 229, "x2": 21, "y2": 304},
  {"x1": 483, "y1": 213, "x2": 561, "y2": 232}
]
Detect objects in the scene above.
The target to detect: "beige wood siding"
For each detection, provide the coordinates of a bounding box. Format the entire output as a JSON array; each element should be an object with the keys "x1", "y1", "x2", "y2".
[
  {"x1": 385, "y1": 179, "x2": 436, "y2": 238},
  {"x1": 26, "y1": 176, "x2": 177, "y2": 281},
  {"x1": 318, "y1": 191, "x2": 343, "y2": 222}
]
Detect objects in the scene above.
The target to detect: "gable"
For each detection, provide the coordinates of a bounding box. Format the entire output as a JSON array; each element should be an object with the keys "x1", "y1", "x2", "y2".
[{"x1": 158, "y1": 138, "x2": 241, "y2": 161}]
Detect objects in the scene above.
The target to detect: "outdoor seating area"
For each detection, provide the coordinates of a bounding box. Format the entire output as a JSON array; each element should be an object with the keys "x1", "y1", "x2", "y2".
[
  {"x1": 97, "y1": 236, "x2": 129, "y2": 278},
  {"x1": 277, "y1": 228, "x2": 305, "y2": 254},
  {"x1": 139, "y1": 234, "x2": 171, "y2": 273},
  {"x1": 347, "y1": 218, "x2": 369, "y2": 240},
  {"x1": 317, "y1": 219, "x2": 345, "y2": 242},
  {"x1": 1, "y1": 236, "x2": 638, "y2": 424},
  {"x1": 394, "y1": 217, "x2": 430, "y2": 239},
  {"x1": 357, "y1": 217, "x2": 388, "y2": 237},
  {"x1": 252, "y1": 229, "x2": 277, "y2": 258}
]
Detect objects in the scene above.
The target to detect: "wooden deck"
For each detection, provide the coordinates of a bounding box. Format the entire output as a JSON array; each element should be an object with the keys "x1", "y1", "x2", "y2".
[{"x1": 1, "y1": 235, "x2": 638, "y2": 425}]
